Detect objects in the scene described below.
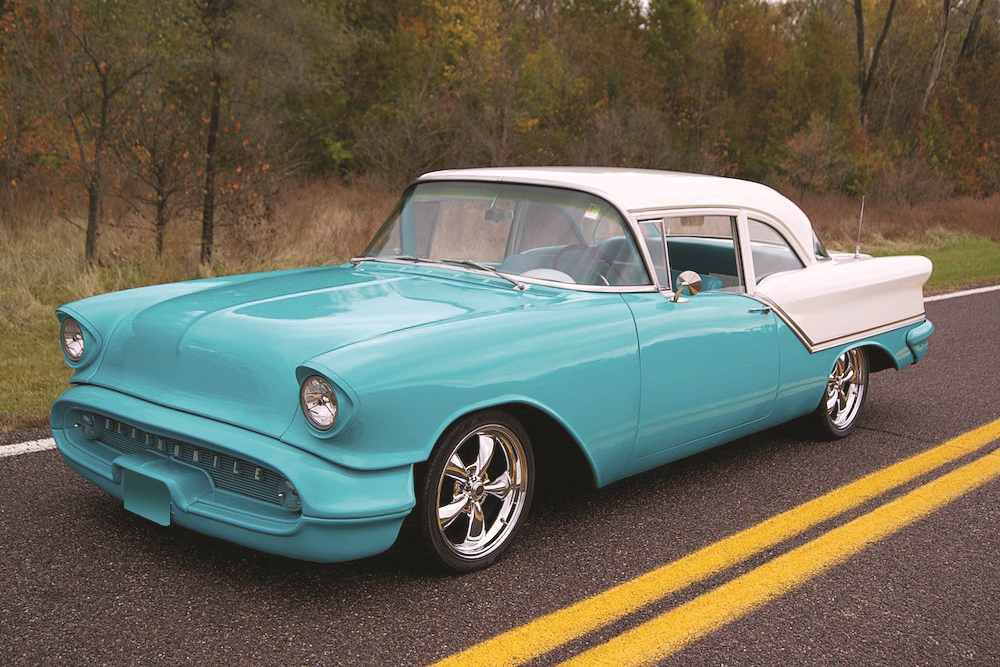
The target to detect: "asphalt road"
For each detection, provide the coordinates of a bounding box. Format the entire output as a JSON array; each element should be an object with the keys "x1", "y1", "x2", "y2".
[{"x1": 1, "y1": 290, "x2": 998, "y2": 666}]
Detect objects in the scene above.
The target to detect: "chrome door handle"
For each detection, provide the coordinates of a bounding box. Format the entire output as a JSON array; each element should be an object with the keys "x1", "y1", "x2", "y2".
[{"x1": 748, "y1": 306, "x2": 772, "y2": 314}]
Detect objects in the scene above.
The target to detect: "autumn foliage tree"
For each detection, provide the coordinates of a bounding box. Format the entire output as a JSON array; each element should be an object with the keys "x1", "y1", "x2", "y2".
[
  {"x1": 118, "y1": 74, "x2": 202, "y2": 257},
  {"x1": 5, "y1": 0, "x2": 166, "y2": 264},
  {"x1": 4, "y1": 0, "x2": 1000, "y2": 262}
]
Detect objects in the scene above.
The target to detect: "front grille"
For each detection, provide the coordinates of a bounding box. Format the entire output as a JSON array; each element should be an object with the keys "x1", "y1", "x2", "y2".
[{"x1": 96, "y1": 415, "x2": 284, "y2": 506}]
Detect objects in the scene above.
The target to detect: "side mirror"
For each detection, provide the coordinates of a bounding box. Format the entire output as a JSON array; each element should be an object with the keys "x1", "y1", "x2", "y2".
[{"x1": 671, "y1": 270, "x2": 702, "y2": 303}]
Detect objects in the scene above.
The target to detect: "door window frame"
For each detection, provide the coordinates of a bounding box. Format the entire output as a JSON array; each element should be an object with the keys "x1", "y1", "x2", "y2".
[{"x1": 635, "y1": 207, "x2": 749, "y2": 294}]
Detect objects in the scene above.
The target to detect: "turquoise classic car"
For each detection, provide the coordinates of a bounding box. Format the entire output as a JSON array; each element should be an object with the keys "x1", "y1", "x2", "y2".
[{"x1": 51, "y1": 168, "x2": 934, "y2": 572}]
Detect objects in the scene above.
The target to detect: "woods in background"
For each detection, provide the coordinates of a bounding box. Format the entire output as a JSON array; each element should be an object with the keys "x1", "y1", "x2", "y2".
[{"x1": 2, "y1": 0, "x2": 998, "y2": 264}]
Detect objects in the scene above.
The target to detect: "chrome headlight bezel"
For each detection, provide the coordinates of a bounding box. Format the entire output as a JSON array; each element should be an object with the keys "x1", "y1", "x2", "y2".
[
  {"x1": 300, "y1": 374, "x2": 339, "y2": 431},
  {"x1": 60, "y1": 317, "x2": 86, "y2": 363}
]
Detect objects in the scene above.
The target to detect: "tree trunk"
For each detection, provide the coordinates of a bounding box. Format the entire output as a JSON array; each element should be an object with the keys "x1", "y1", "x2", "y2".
[
  {"x1": 920, "y1": 0, "x2": 952, "y2": 117},
  {"x1": 155, "y1": 190, "x2": 167, "y2": 259},
  {"x1": 84, "y1": 169, "x2": 101, "y2": 266},
  {"x1": 84, "y1": 84, "x2": 113, "y2": 267},
  {"x1": 856, "y1": 0, "x2": 898, "y2": 128},
  {"x1": 200, "y1": 72, "x2": 222, "y2": 266},
  {"x1": 854, "y1": 0, "x2": 866, "y2": 90},
  {"x1": 959, "y1": 0, "x2": 987, "y2": 64}
]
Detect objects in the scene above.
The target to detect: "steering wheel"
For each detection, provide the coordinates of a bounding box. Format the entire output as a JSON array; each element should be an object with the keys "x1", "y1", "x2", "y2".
[{"x1": 553, "y1": 244, "x2": 625, "y2": 284}]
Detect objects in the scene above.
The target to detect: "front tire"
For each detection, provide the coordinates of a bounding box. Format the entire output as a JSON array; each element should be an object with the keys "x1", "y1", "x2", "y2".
[
  {"x1": 812, "y1": 347, "x2": 869, "y2": 439},
  {"x1": 414, "y1": 411, "x2": 534, "y2": 572}
]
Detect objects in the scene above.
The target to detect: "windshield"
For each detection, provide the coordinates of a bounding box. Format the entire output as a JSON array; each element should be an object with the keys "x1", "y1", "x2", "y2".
[{"x1": 364, "y1": 181, "x2": 651, "y2": 287}]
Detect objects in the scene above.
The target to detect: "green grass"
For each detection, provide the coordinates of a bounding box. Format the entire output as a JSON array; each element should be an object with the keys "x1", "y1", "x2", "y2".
[
  {"x1": 0, "y1": 320, "x2": 69, "y2": 431},
  {"x1": 858, "y1": 229, "x2": 1000, "y2": 293},
  {"x1": 0, "y1": 221, "x2": 86, "y2": 432}
]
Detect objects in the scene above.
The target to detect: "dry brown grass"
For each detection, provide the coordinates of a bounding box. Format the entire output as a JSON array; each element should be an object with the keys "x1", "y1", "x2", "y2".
[
  {"x1": 262, "y1": 177, "x2": 397, "y2": 267},
  {"x1": 0, "y1": 176, "x2": 396, "y2": 433},
  {"x1": 1, "y1": 176, "x2": 397, "y2": 285},
  {"x1": 88, "y1": 177, "x2": 397, "y2": 280},
  {"x1": 1, "y1": 176, "x2": 998, "y2": 434},
  {"x1": 794, "y1": 190, "x2": 1000, "y2": 247}
]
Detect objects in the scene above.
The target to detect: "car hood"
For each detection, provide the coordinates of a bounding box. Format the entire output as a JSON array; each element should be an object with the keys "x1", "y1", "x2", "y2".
[{"x1": 85, "y1": 264, "x2": 543, "y2": 437}]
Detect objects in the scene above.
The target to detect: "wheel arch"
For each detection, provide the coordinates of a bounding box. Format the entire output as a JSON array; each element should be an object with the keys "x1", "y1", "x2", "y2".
[
  {"x1": 505, "y1": 403, "x2": 597, "y2": 491},
  {"x1": 421, "y1": 401, "x2": 597, "y2": 491},
  {"x1": 409, "y1": 401, "x2": 597, "y2": 571},
  {"x1": 856, "y1": 341, "x2": 898, "y2": 373}
]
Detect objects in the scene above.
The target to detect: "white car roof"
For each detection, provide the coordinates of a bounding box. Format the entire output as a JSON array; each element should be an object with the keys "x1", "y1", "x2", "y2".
[{"x1": 419, "y1": 167, "x2": 816, "y2": 259}]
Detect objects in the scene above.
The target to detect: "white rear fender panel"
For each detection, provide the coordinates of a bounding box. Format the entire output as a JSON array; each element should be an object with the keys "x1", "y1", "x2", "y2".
[{"x1": 754, "y1": 255, "x2": 932, "y2": 351}]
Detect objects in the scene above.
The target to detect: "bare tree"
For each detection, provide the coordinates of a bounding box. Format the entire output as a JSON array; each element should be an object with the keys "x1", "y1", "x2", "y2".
[
  {"x1": 118, "y1": 78, "x2": 201, "y2": 258},
  {"x1": 12, "y1": 0, "x2": 156, "y2": 264},
  {"x1": 855, "y1": 0, "x2": 898, "y2": 128},
  {"x1": 958, "y1": 0, "x2": 989, "y2": 64},
  {"x1": 187, "y1": 0, "x2": 349, "y2": 265},
  {"x1": 920, "y1": 0, "x2": 953, "y2": 116},
  {"x1": 192, "y1": 0, "x2": 234, "y2": 266}
]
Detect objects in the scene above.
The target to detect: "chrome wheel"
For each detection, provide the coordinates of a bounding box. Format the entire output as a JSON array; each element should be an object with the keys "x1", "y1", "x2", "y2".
[
  {"x1": 417, "y1": 412, "x2": 533, "y2": 571},
  {"x1": 814, "y1": 347, "x2": 869, "y2": 438},
  {"x1": 436, "y1": 424, "x2": 529, "y2": 559}
]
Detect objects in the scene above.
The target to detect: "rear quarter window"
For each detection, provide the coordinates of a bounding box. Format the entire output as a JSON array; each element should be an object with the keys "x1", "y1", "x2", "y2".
[{"x1": 748, "y1": 219, "x2": 805, "y2": 282}]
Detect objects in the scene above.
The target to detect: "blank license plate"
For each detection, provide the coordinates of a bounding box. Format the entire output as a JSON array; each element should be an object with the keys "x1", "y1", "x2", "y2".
[{"x1": 122, "y1": 469, "x2": 171, "y2": 526}]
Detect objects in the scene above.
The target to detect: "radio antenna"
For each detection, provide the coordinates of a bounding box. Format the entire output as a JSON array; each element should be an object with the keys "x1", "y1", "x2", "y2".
[{"x1": 854, "y1": 195, "x2": 866, "y2": 260}]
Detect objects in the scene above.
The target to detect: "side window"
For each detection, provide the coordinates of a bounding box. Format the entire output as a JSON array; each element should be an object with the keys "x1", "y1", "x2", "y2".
[
  {"x1": 638, "y1": 220, "x2": 669, "y2": 287},
  {"x1": 642, "y1": 215, "x2": 744, "y2": 292},
  {"x1": 748, "y1": 219, "x2": 805, "y2": 282}
]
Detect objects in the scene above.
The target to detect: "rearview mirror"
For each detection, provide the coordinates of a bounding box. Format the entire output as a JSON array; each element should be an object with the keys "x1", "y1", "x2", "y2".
[{"x1": 485, "y1": 207, "x2": 514, "y2": 222}]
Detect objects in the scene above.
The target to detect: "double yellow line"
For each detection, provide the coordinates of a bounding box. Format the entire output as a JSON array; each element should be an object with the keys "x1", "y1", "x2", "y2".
[{"x1": 435, "y1": 418, "x2": 1000, "y2": 667}]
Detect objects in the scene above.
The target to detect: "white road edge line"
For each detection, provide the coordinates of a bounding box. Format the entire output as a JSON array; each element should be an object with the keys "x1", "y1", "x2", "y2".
[
  {"x1": 1, "y1": 438, "x2": 57, "y2": 459},
  {"x1": 0, "y1": 285, "x2": 996, "y2": 458},
  {"x1": 925, "y1": 284, "x2": 1000, "y2": 302}
]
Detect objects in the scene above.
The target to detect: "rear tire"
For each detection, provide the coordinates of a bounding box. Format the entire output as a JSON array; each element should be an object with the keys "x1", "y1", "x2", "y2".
[
  {"x1": 812, "y1": 347, "x2": 869, "y2": 439},
  {"x1": 414, "y1": 411, "x2": 534, "y2": 572}
]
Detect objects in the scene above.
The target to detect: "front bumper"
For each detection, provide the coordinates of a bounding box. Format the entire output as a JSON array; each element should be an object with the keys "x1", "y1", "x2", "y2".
[{"x1": 51, "y1": 385, "x2": 414, "y2": 563}]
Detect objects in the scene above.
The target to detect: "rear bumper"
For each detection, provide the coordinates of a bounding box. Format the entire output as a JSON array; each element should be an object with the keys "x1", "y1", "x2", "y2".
[
  {"x1": 51, "y1": 385, "x2": 414, "y2": 563},
  {"x1": 905, "y1": 318, "x2": 934, "y2": 362}
]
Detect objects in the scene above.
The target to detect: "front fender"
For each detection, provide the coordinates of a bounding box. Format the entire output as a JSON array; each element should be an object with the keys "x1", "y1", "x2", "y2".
[{"x1": 281, "y1": 292, "x2": 642, "y2": 480}]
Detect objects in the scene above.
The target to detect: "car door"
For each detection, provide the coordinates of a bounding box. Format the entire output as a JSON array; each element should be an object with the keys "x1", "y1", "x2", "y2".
[{"x1": 623, "y1": 212, "x2": 780, "y2": 462}]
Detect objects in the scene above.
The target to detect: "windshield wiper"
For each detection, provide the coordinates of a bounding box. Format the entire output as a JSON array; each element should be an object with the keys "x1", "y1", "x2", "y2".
[
  {"x1": 442, "y1": 259, "x2": 528, "y2": 291},
  {"x1": 350, "y1": 255, "x2": 430, "y2": 266},
  {"x1": 353, "y1": 256, "x2": 527, "y2": 291}
]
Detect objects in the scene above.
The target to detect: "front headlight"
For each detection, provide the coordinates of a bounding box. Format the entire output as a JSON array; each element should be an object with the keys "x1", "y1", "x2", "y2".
[
  {"x1": 60, "y1": 317, "x2": 85, "y2": 362},
  {"x1": 300, "y1": 375, "x2": 338, "y2": 431}
]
